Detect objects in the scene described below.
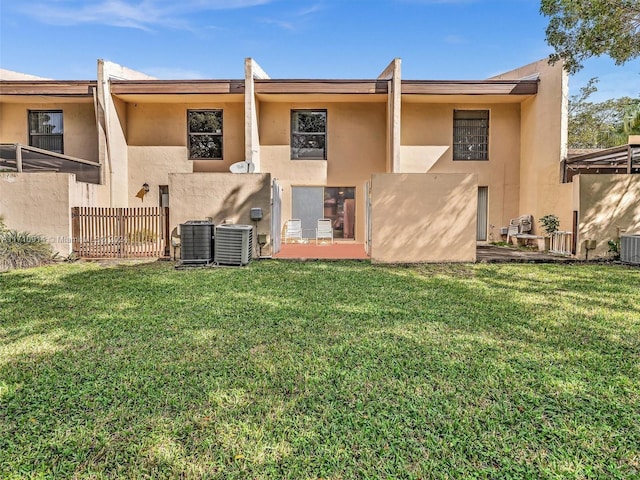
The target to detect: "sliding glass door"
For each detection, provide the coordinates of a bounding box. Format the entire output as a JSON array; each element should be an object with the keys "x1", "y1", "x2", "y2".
[
  {"x1": 292, "y1": 187, "x2": 324, "y2": 239},
  {"x1": 292, "y1": 186, "x2": 355, "y2": 240}
]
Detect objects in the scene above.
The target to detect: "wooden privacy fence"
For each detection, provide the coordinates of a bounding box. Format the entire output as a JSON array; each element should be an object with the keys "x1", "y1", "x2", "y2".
[{"x1": 72, "y1": 207, "x2": 168, "y2": 258}]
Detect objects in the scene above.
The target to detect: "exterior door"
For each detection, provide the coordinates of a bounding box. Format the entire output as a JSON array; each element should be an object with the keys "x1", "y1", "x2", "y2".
[
  {"x1": 365, "y1": 181, "x2": 371, "y2": 254},
  {"x1": 272, "y1": 180, "x2": 282, "y2": 254},
  {"x1": 477, "y1": 186, "x2": 488, "y2": 241}
]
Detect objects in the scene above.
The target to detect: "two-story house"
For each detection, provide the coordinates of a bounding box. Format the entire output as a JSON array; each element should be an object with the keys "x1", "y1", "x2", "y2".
[{"x1": 2, "y1": 57, "x2": 637, "y2": 262}]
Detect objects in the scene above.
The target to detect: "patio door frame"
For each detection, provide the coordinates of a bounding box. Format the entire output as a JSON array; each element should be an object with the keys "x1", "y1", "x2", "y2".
[
  {"x1": 291, "y1": 185, "x2": 356, "y2": 240},
  {"x1": 477, "y1": 186, "x2": 488, "y2": 242}
]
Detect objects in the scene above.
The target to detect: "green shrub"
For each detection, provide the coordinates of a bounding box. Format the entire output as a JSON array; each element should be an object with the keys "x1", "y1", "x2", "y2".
[
  {"x1": 607, "y1": 239, "x2": 621, "y2": 259},
  {"x1": 0, "y1": 229, "x2": 53, "y2": 271},
  {"x1": 538, "y1": 214, "x2": 560, "y2": 235}
]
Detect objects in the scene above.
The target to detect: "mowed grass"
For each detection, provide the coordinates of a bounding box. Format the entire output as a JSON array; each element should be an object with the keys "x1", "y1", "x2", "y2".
[{"x1": 0, "y1": 261, "x2": 638, "y2": 479}]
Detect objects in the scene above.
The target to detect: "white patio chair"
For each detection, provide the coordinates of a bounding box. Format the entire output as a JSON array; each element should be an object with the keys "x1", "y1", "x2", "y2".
[
  {"x1": 284, "y1": 219, "x2": 302, "y2": 243},
  {"x1": 316, "y1": 218, "x2": 333, "y2": 244}
]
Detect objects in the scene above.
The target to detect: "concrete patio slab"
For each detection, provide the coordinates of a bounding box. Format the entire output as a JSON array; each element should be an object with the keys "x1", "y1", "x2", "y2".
[
  {"x1": 272, "y1": 242, "x2": 578, "y2": 263},
  {"x1": 274, "y1": 242, "x2": 368, "y2": 260},
  {"x1": 476, "y1": 245, "x2": 576, "y2": 263}
]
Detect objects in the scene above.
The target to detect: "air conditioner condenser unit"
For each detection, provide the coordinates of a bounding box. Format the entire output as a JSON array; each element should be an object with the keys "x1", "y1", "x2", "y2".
[
  {"x1": 214, "y1": 224, "x2": 253, "y2": 266},
  {"x1": 621, "y1": 234, "x2": 640, "y2": 265}
]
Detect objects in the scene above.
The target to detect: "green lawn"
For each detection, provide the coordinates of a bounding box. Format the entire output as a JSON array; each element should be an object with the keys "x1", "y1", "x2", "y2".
[{"x1": 1, "y1": 261, "x2": 639, "y2": 479}]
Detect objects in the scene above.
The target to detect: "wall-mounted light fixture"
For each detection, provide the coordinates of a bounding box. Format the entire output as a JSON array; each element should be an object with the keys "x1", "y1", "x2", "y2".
[{"x1": 135, "y1": 183, "x2": 150, "y2": 202}]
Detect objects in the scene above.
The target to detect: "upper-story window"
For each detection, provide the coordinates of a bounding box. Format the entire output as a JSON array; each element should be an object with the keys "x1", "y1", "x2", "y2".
[
  {"x1": 291, "y1": 109, "x2": 327, "y2": 160},
  {"x1": 188, "y1": 110, "x2": 223, "y2": 160},
  {"x1": 29, "y1": 110, "x2": 63, "y2": 154},
  {"x1": 453, "y1": 110, "x2": 489, "y2": 161}
]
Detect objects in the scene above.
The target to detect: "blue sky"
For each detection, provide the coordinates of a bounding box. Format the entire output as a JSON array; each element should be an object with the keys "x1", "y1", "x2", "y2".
[{"x1": 1, "y1": 0, "x2": 638, "y2": 102}]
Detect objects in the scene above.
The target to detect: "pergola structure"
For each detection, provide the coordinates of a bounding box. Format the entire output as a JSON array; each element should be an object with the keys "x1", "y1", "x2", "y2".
[{"x1": 564, "y1": 141, "x2": 640, "y2": 182}]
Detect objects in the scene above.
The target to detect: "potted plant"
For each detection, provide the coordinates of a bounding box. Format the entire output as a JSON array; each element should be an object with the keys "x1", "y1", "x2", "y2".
[{"x1": 537, "y1": 214, "x2": 559, "y2": 251}]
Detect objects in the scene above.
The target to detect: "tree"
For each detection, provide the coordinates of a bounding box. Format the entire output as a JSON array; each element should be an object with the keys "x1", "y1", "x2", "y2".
[
  {"x1": 568, "y1": 78, "x2": 640, "y2": 148},
  {"x1": 541, "y1": 0, "x2": 640, "y2": 73},
  {"x1": 623, "y1": 104, "x2": 640, "y2": 132}
]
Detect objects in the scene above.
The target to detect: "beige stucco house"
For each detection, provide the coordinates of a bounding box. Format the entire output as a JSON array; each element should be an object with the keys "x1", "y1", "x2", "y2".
[{"x1": 1, "y1": 58, "x2": 638, "y2": 262}]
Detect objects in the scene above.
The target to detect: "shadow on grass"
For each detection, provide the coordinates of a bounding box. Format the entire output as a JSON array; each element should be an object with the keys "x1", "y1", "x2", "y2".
[{"x1": 0, "y1": 261, "x2": 638, "y2": 478}]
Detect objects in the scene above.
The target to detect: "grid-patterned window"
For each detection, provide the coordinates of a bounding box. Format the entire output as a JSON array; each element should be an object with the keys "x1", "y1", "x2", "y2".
[
  {"x1": 29, "y1": 110, "x2": 63, "y2": 153},
  {"x1": 453, "y1": 110, "x2": 489, "y2": 161},
  {"x1": 188, "y1": 110, "x2": 223, "y2": 160},
  {"x1": 291, "y1": 110, "x2": 327, "y2": 160}
]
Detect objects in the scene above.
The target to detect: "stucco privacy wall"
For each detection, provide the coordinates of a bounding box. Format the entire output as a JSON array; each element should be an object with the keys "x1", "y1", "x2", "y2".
[
  {"x1": 127, "y1": 147, "x2": 192, "y2": 206},
  {"x1": 0, "y1": 172, "x2": 101, "y2": 255},
  {"x1": 492, "y1": 59, "x2": 572, "y2": 233},
  {"x1": 259, "y1": 102, "x2": 387, "y2": 242},
  {"x1": 169, "y1": 173, "x2": 272, "y2": 255},
  {"x1": 402, "y1": 102, "x2": 521, "y2": 239},
  {"x1": 0, "y1": 102, "x2": 99, "y2": 162},
  {"x1": 370, "y1": 173, "x2": 477, "y2": 263},
  {"x1": 575, "y1": 174, "x2": 640, "y2": 259}
]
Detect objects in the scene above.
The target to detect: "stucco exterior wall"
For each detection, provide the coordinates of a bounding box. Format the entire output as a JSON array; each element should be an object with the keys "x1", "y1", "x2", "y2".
[
  {"x1": 169, "y1": 173, "x2": 272, "y2": 255},
  {"x1": 492, "y1": 59, "x2": 571, "y2": 234},
  {"x1": 0, "y1": 172, "x2": 102, "y2": 255},
  {"x1": 99, "y1": 60, "x2": 156, "y2": 207},
  {"x1": 575, "y1": 174, "x2": 640, "y2": 259},
  {"x1": 126, "y1": 102, "x2": 245, "y2": 174},
  {"x1": 401, "y1": 102, "x2": 521, "y2": 239},
  {"x1": 128, "y1": 146, "x2": 192, "y2": 207},
  {"x1": 104, "y1": 95, "x2": 130, "y2": 207},
  {"x1": 0, "y1": 102, "x2": 99, "y2": 162},
  {"x1": 259, "y1": 102, "x2": 386, "y2": 242},
  {"x1": 371, "y1": 173, "x2": 478, "y2": 263}
]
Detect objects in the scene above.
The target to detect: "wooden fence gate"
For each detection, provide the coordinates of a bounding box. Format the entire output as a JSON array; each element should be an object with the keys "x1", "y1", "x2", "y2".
[{"x1": 72, "y1": 207, "x2": 168, "y2": 258}]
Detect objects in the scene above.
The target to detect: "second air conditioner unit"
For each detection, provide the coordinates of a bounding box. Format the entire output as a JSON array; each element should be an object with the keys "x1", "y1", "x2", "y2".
[
  {"x1": 214, "y1": 224, "x2": 253, "y2": 266},
  {"x1": 621, "y1": 234, "x2": 640, "y2": 265}
]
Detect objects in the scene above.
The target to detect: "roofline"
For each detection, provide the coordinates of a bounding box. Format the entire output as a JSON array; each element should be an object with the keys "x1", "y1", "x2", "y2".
[
  {"x1": 0, "y1": 80, "x2": 97, "y2": 96},
  {"x1": 402, "y1": 79, "x2": 538, "y2": 95},
  {"x1": 0, "y1": 78, "x2": 539, "y2": 97},
  {"x1": 110, "y1": 79, "x2": 243, "y2": 84},
  {"x1": 254, "y1": 79, "x2": 389, "y2": 94},
  {"x1": 110, "y1": 79, "x2": 244, "y2": 95}
]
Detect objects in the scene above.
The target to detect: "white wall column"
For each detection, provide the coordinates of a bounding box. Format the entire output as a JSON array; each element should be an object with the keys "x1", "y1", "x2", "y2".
[
  {"x1": 97, "y1": 60, "x2": 155, "y2": 207},
  {"x1": 245, "y1": 58, "x2": 270, "y2": 173}
]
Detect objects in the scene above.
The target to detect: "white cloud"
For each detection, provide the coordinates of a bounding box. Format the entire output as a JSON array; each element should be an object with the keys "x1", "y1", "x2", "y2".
[
  {"x1": 16, "y1": 0, "x2": 273, "y2": 30},
  {"x1": 297, "y1": 4, "x2": 323, "y2": 16},
  {"x1": 259, "y1": 17, "x2": 295, "y2": 31},
  {"x1": 257, "y1": 2, "x2": 323, "y2": 32}
]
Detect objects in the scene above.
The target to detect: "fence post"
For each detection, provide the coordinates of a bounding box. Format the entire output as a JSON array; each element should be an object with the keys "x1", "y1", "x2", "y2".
[
  {"x1": 163, "y1": 206, "x2": 170, "y2": 257},
  {"x1": 118, "y1": 208, "x2": 125, "y2": 258},
  {"x1": 16, "y1": 145, "x2": 23, "y2": 172},
  {"x1": 71, "y1": 207, "x2": 80, "y2": 254}
]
